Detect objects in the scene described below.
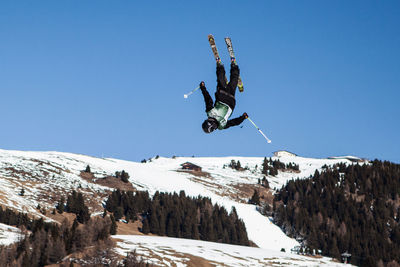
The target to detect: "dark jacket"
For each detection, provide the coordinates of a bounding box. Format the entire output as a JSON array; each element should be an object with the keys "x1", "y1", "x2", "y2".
[{"x1": 200, "y1": 63, "x2": 245, "y2": 129}]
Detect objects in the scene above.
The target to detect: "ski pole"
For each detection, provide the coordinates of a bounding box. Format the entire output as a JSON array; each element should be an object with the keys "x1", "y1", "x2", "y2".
[
  {"x1": 184, "y1": 86, "x2": 200, "y2": 99},
  {"x1": 247, "y1": 117, "x2": 272, "y2": 143}
]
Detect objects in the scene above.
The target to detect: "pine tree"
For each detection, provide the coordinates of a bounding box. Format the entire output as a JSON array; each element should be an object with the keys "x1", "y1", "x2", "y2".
[
  {"x1": 110, "y1": 215, "x2": 117, "y2": 235},
  {"x1": 249, "y1": 190, "x2": 260, "y2": 205},
  {"x1": 262, "y1": 177, "x2": 270, "y2": 188},
  {"x1": 120, "y1": 170, "x2": 130, "y2": 183},
  {"x1": 85, "y1": 165, "x2": 91, "y2": 173},
  {"x1": 142, "y1": 219, "x2": 150, "y2": 234},
  {"x1": 56, "y1": 196, "x2": 65, "y2": 214}
]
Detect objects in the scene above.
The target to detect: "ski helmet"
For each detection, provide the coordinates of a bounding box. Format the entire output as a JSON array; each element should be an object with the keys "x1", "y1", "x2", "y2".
[{"x1": 202, "y1": 118, "x2": 218, "y2": 133}]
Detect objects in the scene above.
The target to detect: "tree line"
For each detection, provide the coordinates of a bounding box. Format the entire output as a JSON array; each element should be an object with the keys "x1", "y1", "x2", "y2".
[
  {"x1": 262, "y1": 157, "x2": 299, "y2": 176},
  {"x1": 0, "y1": 196, "x2": 147, "y2": 266},
  {"x1": 105, "y1": 189, "x2": 250, "y2": 246},
  {"x1": 272, "y1": 160, "x2": 400, "y2": 267}
]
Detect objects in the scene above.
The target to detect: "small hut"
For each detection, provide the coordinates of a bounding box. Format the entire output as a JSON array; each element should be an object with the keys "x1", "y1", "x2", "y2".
[
  {"x1": 181, "y1": 162, "x2": 202, "y2": 172},
  {"x1": 273, "y1": 150, "x2": 297, "y2": 157}
]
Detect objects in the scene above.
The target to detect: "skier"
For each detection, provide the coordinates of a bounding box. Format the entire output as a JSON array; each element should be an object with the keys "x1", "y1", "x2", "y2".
[{"x1": 200, "y1": 61, "x2": 248, "y2": 133}]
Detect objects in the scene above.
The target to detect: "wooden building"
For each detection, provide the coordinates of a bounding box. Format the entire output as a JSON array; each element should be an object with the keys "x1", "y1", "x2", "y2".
[{"x1": 181, "y1": 162, "x2": 202, "y2": 172}]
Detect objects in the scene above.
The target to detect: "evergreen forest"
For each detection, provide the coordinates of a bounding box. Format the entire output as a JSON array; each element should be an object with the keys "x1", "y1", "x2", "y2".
[
  {"x1": 105, "y1": 189, "x2": 250, "y2": 246},
  {"x1": 273, "y1": 160, "x2": 400, "y2": 266}
]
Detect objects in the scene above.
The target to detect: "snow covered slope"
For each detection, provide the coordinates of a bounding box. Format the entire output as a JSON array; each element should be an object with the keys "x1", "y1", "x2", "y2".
[
  {"x1": 0, "y1": 223, "x2": 22, "y2": 246},
  {"x1": 115, "y1": 235, "x2": 348, "y2": 267},
  {"x1": 0, "y1": 149, "x2": 358, "y2": 252}
]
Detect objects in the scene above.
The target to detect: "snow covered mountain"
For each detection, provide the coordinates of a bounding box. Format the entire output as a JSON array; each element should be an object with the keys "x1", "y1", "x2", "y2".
[{"x1": 0, "y1": 148, "x2": 358, "y2": 266}]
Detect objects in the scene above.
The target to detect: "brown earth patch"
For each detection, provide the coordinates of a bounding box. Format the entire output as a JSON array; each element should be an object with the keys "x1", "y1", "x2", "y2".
[
  {"x1": 80, "y1": 171, "x2": 136, "y2": 192},
  {"x1": 177, "y1": 169, "x2": 211, "y2": 178},
  {"x1": 184, "y1": 254, "x2": 218, "y2": 267},
  {"x1": 48, "y1": 239, "x2": 118, "y2": 267},
  {"x1": 230, "y1": 183, "x2": 273, "y2": 204},
  {"x1": 118, "y1": 244, "x2": 222, "y2": 267},
  {"x1": 189, "y1": 176, "x2": 222, "y2": 190},
  {"x1": 47, "y1": 212, "x2": 77, "y2": 225},
  {"x1": 116, "y1": 220, "x2": 145, "y2": 235},
  {"x1": 2, "y1": 167, "x2": 33, "y2": 179},
  {"x1": 30, "y1": 159, "x2": 68, "y2": 175}
]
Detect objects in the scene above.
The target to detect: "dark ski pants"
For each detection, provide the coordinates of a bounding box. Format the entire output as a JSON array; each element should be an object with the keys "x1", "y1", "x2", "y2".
[{"x1": 217, "y1": 63, "x2": 240, "y2": 97}]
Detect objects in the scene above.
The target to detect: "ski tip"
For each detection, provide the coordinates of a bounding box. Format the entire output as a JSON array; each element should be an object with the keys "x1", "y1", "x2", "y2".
[{"x1": 267, "y1": 140, "x2": 272, "y2": 143}]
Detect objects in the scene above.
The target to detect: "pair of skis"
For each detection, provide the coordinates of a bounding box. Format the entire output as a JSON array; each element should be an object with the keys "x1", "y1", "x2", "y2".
[
  {"x1": 208, "y1": 34, "x2": 244, "y2": 92},
  {"x1": 184, "y1": 35, "x2": 243, "y2": 98}
]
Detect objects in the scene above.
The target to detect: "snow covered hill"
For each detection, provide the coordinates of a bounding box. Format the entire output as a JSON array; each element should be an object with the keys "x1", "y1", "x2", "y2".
[
  {"x1": 115, "y1": 235, "x2": 348, "y2": 267},
  {"x1": 0, "y1": 148, "x2": 360, "y2": 265},
  {"x1": 0, "y1": 223, "x2": 22, "y2": 246}
]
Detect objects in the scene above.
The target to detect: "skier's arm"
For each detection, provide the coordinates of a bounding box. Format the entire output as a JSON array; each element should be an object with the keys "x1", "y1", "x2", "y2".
[
  {"x1": 200, "y1": 81, "x2": 214, "y2": 112},
  {"x1": 224, "y1": 113, "x2": 248, "y2": 129}
]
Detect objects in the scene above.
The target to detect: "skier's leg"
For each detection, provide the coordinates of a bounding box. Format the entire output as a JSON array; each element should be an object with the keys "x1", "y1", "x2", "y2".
[
  {"x1": 216, "y1": 63, "x2": 227, "y2": 89},
  {"x1": 227, "y1": 63, "x2": 240, "y2": 96}
]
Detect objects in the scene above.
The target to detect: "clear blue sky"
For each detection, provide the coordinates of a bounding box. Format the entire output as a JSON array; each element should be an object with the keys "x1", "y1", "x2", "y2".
[{"x1": 1, "y1": 1, "x2": 399, "y2": 163}]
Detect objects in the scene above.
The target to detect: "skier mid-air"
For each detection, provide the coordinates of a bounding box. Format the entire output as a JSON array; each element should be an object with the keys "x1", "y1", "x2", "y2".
[
  {"x1": 200, "y1": 60, "x2": 248, "y2": 134},
  {"x1": 185, "y1": 34, "x2": 271, "y2": 142}
]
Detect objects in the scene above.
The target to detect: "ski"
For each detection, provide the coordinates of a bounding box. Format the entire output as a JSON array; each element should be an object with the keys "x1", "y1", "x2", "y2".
[
  {"x1": 208, "y1": 34, "x2": 221, "y2": 63},
  {"x1": 224, "y1": 37, "x2": 244, "y2": 92},
  {"x1": 208, "y1": 34, "x2": 227, "y2": 84}
]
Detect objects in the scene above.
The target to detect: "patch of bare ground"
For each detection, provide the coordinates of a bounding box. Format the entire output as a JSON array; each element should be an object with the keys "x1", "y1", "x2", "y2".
[
  {"x1": 48, "y1": 239, "x2": 118, "y2": 267},
  {"x1": 30, "y1": 158, "x2": 69, "y2": 175},
  {"x1": 116, "y1": 220, "x2": 145, "y2": 235},
  {"x1": 176, "y1": 169, "x2": 212, "y2": 178},
  {"x1": 0, "y1": 177, "x2": 40, "y2": 195},
  {"x1": 123, "y1": 245, "x2": 222, "y2": 267},
  {"x1": 0, "y1": 195, "x2": 23, "y2": 211},
  {"x1": 2, "y1": 167, "x2": 33, "y2": 179},
  {"x1": 180, "y1": 172, "x2": 274, "y2": 206},
  {"x1": 11, "y1": 178, "x2": 40, "y2": 188},
  {"x1": 184, "y1": 254, "x2": 219, "y2": 267},
  {"x1": 248, "y1": 240, "x2": 259, "y2": 248},
  {"x1": 230, "y1": 183, "x2": 273, "y2": 204},
  {"x1": 80, "y1": 171, "x2": 136, "y2": 192},
  {"x1": 47, "y1": 212, "x2": 77, "y2": 225},
  {"x1": 189, "y1": 176, "x2": 223, "y2": 190}
]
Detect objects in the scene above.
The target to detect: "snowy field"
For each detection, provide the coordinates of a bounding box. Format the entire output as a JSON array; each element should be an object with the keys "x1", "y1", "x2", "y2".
[
  {"x1": 0, "y1": 223, "x2": 22, "y2": 246},
  {"x1": 0, "y1": 149, "x2": 362, "y2": 264},
  {"x1": 115, "y1": 235, "x2": 350, "y2": 267}
]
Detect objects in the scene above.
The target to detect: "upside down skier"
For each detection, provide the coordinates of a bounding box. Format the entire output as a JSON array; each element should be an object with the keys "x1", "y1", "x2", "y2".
[{"x1": 200, "y1": 60, "x2": 248, "y2": 133}]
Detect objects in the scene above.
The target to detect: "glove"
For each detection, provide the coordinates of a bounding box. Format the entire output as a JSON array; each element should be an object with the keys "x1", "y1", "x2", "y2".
[
  {"x1": 243, "y1": 112, "x2": 248, "y2": 119},
  {"x1": 199, "y1": 81, "x2": 206, "y2": 89}
]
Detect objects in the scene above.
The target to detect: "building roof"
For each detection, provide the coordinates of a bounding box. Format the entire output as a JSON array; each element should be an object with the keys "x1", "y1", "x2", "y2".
[
  {"x1": 181, "y1": 162, "x2": 202, "y2": 169},
  {"x1": 273, "y1": 150, "x2": 298, "y2": 156}
]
